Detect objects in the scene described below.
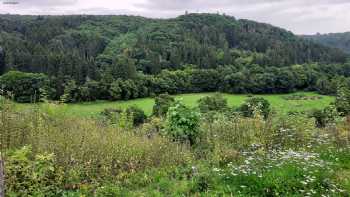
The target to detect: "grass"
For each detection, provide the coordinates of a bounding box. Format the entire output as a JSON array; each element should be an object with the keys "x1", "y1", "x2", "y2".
[
  {"x1": 16, "y1": 92, "x2": 334, "y2": 118},
  {"x1": 2, "y1": 92, "x2": 349, "y2": 196}
]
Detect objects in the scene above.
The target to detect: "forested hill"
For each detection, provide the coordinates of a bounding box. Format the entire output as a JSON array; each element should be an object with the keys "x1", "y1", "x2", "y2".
[
  {"x1": 0, "y1": 13, "x2": 349, "y2": 103},
  {"x1": 0, "y1": 13, "x2": 347, "y2": 75},
  {"x1": 302, "y1": 32, "x2": 350, "y2": 54}
]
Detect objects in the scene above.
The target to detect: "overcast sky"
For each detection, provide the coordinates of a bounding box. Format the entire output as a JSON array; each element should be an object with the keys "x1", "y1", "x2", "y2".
[{"x1": 0, "y1": 0, "x2": 349, "y2": 34}]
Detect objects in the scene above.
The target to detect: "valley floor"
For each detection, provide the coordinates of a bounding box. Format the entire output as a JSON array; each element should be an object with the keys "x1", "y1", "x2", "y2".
[{"x1": 18, "y1": 92, "x2": 334, "y2": 117}]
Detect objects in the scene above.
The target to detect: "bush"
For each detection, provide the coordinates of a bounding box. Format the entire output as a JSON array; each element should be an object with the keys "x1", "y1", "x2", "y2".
[
  {"x1": 335, "y1": 86, "x2": 350, "y2": 117},
  {"x1": 126, "y1": 106, "x2": 147, "y2": 126},
  {"x1": 239, "y1": 97, "x2": 271, "y2": 119},
  {"x1": 310, "y1": 105, "x2": 337, "y2": 128},
  {"x1": 5, "y1": 146, "x2": 63, "y2": 196},
  {"x1": 165, "y1": 101, "x2": 201, "y2": 145},
  {"x1": 153, "y1": 94, "x2": 175, "y2": 117},
  {"x1": 101, "y1": 106, "x2": 146, "y2": 126},
  {"x1": 198, "y1": 93, "x2": 228, "y2": 113},
  {"x1": 101, "y1": 108, "x2": 123, "y2": 123},
  {"x1": 0, "y1": 71, "x2": 48, "y2": 103}
]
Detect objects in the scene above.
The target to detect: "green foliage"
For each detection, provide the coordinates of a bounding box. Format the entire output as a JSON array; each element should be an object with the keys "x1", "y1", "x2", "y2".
[
  {"x1": 126, "y1": 106, "x2": 147, "y2": 126},
  {"x1": 0, "y1": 14, "x2": 349, "y2": 102},
  {"x1": 79, "y1": 80, "x2": 100, "y2": 102},
  {"x1": 101, "y1": 106, "x2": 146, "y2": 127},
  {"x1": 0, "y1": 71, "x2": 48, "y2": 103},
  {"x1": 100, "y1": 108, "x2": 123, "y2": 123},
  {"x1": 2, "y1": 94, "x2": 350, "y2": 195},
  {"x1": 239, "y1": 97, "x2": 271, "y2": 119},
  {"x1": 152, "y1": 94, "x2": 175, "y2": 117},
  {"x1": 95, "y1": 185, "x2": 122, "y2": 197},
  {"x1": 165, "y1": 101, "x2": 201, "y2": 145},
  {"x1": 2, "y1": 13, "x2": 350, "y2": 195},
  {"x1": 198, "y1": 93, "x2": 228, "y2": 113},
  {"x1": 6, "y1": 146, "x2": 63, "y2": 196},
  {"x1": 61, "y1": 79, "x2": 101, "y2": 103},
  {"x1": 112, "y1": 53, "x2": 137, "y2": 80},
  {"x1": 60, "y1": 80, "x2": 79, "y2": 103},
  {"x1": 310, "y1": 105, "x2": 338, "y2": 128},
  {"x1": 316, "y1": 77, "x2": 342, "y2": 95},
  {"x1": 1, "y1": 102, "x2": 194, "y2": 195},
  {"x1": 335, "y1": 86, "x2": 350, "y2": 116},
  {"x1": 15, "y1": 92, "x2": 334, "y2": 118},
  {"x1": 108, "y1": 80, "x2": 123, "y2": 100}
]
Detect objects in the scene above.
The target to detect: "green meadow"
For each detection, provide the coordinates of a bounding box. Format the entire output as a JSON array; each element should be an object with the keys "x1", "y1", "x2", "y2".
[{"x1": 17, "y1": 92, "x2": 334, "y2": 118}]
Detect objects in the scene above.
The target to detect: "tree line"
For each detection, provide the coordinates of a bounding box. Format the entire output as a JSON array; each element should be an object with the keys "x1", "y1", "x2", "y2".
[{"x1": 1, "y1": 62, "x2": 350, "y2": 103}]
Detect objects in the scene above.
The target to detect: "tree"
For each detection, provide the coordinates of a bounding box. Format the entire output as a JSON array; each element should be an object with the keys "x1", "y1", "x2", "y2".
[
  {"x1": 316, "y1": 77, "x2": 339, "y2": 95},
  {"x1": 0, "y1": 71, "x2": 48, "y2": 103},
  {"x1": 60, "y1": 80, "x2": 79, "y2": 103},
  {"x1": 198, "y1": 93, "x2": 228, "y2": 113},
  {"x1": 152, "y1": 94, "x2": 175, "y2": 117},
  {"x1": 80, "y1": 80, "x2": 100, "y2": 101},
  {"x1": 239, "y1": 97, "x2": 271, "y2": 119},
  {"x1": 0, "y1": 47, "x2": 5, "y2": 75},
  {"x1": 113, "y1": 53, "x2": 137, "y2": 80},
  {"x1": 165, "y1": 101, "x2": 200, "y2": 145},
  {"x1": 109, "y1": 80, "x2": 123, "y2": 101}
]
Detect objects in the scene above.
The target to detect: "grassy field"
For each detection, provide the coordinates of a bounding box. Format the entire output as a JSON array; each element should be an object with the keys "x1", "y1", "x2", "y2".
[{"x1": 17, "y1": 92, "x2": 334, "y2": 118}]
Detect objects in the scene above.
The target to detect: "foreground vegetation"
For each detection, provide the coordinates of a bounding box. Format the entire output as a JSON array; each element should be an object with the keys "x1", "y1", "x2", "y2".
[{"x1": 1, "y1": 88, "x2": 350, "y2": 196}]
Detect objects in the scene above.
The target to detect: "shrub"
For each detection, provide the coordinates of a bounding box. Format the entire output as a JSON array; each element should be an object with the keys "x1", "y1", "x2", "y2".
[
  {"x1": 5, "y1": 146, "x2": 63, "y2": 196},
  {"x1": 335, "y1": 86, "x2": 350, "y2": 117},
  {"x1": 198, "y1": 93, "x2": 228, "y2": 113},
  {"x1": 165, "y1": 101, "x2": 200, "y2": 145},
  {"x1": 239, "y1": 97, "x2": 271, "y2": 119},
  {"x1": 101, "y1": 106, "x2": 146, "y2": 126},
  {"x1": 126, "y1": 106, "x2": 147, "y2": 126},
  {"x1": 311, "y1": 109, "x2": 328, "y2": 128},
  {"x1": 310, "y1": 105, "x2": 337, "y2": 128},
  {"x1": 101, "y1": 108, "x2": 123, "y2": 123},
  {"x1": 0, "y1": 71, "x2": 48, "y2": 103},
  {"x1": 140, "y1": 117, "x2": 164, "y2": 137},
  {"x1": 153, "y1": 94, "x2": 175, "y2": 117}
]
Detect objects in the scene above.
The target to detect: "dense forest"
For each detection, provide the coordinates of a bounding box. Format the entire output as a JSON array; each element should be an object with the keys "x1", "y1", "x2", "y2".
[
  {"x1": 0, "y1": 13, "x2": 349, "y2": 102},
  {"x1": 303, "y1": 32, "x2": 350, "y2": 54}
]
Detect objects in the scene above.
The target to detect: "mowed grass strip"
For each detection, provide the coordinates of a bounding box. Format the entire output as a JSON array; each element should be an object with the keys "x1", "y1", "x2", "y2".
[{"x1": 36, "y1": 92, "x2": 333, "y2": 118}]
